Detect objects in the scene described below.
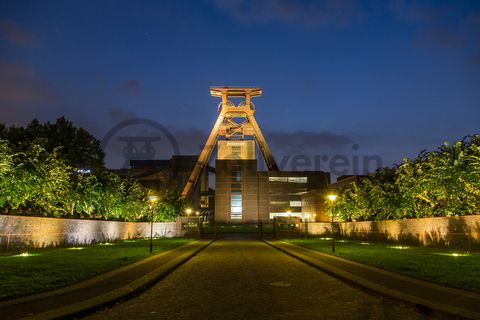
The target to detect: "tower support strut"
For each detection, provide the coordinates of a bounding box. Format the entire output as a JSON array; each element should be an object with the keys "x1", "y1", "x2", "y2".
[{"x1": 182, "y1": 87, "x2": 278, "y2": 199}]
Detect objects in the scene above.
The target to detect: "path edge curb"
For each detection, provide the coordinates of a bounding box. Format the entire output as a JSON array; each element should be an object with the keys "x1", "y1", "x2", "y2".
[
  {"x1": 21, "y1": 240, "x2": 213, "y2": 320},
  {"x1": 265, "y1": 240, "x2": 480, "y2": 320}
]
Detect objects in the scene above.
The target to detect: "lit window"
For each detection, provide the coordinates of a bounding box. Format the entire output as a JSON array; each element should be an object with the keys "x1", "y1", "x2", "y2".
[
  {"x1": 288, "y1": 177, "x2": 307, "y2": 183},
  {"x1": 270, "y1": 201, "x2": 289, "y2": 205},
  {"x1": 231, "y1": 199, "x2": 242, "y2": 218},
  {"x1": 231, "y1": 193, "x2": 242, "y2": 201},
  {"x1": 231, "y1": 200, "x2": 242, "y2": 207},
  {"x1": 269, "y1": 212, "x2": 302, "y2": 219},
  {"x1": 231, "y1": 165, "x2": 242, "y2": 182},
  {"x1": 231, "y1": 146, "x2": 241, "y2": 159},
  {"x1": 231, "y1": 206, "x2": 242, "y2": 213},
  {"x1": 290, "y1": 201, "x2": 302, "y2": 207}
]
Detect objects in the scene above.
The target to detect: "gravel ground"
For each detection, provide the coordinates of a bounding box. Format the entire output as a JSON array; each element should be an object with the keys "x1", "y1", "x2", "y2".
[{"x1": 85, "y1": 240, "x2": 445, "y2": 320}]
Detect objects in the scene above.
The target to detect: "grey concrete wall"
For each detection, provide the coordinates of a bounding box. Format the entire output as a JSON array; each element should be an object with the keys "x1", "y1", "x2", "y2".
[
  {"x1": 0, "y1": 215, "x2": 178, "y2": 251},
  {"x1": 307, "y1": 215, "x2": 480, "y2": 250}
]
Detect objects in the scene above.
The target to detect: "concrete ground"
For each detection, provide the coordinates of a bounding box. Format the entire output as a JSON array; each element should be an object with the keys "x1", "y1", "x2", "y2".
[{"x1": 85, "y1": 240, "x2": 445, "y2": 320}]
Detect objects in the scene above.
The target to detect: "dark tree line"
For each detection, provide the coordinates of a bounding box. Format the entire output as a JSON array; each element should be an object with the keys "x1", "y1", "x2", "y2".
[
  {"x1": 0, "y1": 117, "x2": 183, "y2": 222},
  {"x1": 331, "y1": 135, "x2": 480, "y2": 221}
]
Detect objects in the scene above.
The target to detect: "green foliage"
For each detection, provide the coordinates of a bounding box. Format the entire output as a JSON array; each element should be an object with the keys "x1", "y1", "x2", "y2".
[
  {"x1": 332, "y1": 135, "x2": 480, "y2": 221},
  {"x1": 153, "y1": 189, "x2": 184, "y2": 222},
  {"x1": 0, "y1": 117, "x2": 105, "y2": 171},
  {"x1": 0, "y1": 118, "x2": 179, "y2": 222}
]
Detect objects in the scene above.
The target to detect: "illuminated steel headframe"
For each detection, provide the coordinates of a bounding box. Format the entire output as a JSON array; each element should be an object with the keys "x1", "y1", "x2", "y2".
[{"x1": 181, "y1": 86, "x2": 279, "y2": 199}]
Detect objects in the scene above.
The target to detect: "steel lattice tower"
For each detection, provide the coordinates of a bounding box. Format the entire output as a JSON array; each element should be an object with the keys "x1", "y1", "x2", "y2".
[{"x1": 182, "y1": 87, "x2": 278, "y2": 199}]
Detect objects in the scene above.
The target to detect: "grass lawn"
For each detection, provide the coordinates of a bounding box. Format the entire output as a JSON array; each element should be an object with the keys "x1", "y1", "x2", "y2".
[
  {"x1": 0, "y1": 238, "x2": 190, "y2": 300},
  {"x1": 289, "y1": 238, "x2": 480, "y2": 292}
]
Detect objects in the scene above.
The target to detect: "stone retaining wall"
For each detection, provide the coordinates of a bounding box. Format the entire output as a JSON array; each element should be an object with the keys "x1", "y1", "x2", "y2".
[
  {"x1": 0, "y1": 215, "x2": 178, "y2": 251},
  {"x1": 307, "y1": 215, "x2": 480, "y2": 250}
]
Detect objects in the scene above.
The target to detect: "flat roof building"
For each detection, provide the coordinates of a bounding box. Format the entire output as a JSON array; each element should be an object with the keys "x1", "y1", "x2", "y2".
[{"x1": 215, "y1": 140, "x2": 330, "y2": 223}]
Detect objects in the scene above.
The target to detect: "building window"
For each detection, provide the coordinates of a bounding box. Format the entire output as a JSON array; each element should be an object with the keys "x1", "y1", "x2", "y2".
[
  {"x1": 270, "y1": 201, "x2": 289, "y2": 206},
  {"x1": 289, "y1": 201, "x2": 302, "y2": 207},
  {"x1": 268, "y1": 176, "x2": 308, "y2": 183},
  {"x1": 201, "y1": 196, "x2": 209, "y2": 208},
  {"x1": 231, "y1": 146, "x2": 241, "y2": 159},
  {"x1": 269, "y1": 177, "x2": 288, "y2": 182},
  {"x1": 269, "y1": 212, "x2": 302, "y2": 219},
  {"x1": 288, "y1": 177, "x2": 308, "y2": 183},
  {"x1": 231, "y1": 191, "x2": 242, "y2": 219},
  {"x1": 231, "y1": 165, "x2": 242, "y2": 181},
  {"x1": 231, "y1": 165, "x2": 242, "y2": 220}
]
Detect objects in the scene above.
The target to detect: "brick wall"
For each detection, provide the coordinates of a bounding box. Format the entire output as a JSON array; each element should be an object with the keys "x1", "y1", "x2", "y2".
[
  {"x1": 0, "y1": 215, "x2": 178, "y2": 251},
  {"x1": 307, "y1": 215, "x2": 480, "y2": 250}
]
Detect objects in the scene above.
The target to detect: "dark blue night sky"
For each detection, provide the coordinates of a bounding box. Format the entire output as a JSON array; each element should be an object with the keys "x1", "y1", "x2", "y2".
[{"x1": 1, "y1": 0, "x2": 479, "y2": 178}]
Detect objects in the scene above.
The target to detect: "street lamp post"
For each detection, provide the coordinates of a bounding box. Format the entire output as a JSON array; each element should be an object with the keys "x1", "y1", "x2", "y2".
[
  {"x1": 148, "y1": 195, "x2": 159, "y2": 253},
  {"x1": 327, "y1": 194, "x2": 338, "y2": 253},
  {"x1": 196, "y1": 211, "x2": 201, "y2": 239},
  {"x1": 304, "y1": 214, "x2": 308, "y2": 239},
  {"x1": 185, "y1": 208, "x2": 192, "y2": 240}
]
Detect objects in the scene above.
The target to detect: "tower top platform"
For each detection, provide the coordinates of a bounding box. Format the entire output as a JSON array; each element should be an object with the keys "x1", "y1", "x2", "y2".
[{"x1": 210, "y1": 87, "x2": 262, "y2": 98}]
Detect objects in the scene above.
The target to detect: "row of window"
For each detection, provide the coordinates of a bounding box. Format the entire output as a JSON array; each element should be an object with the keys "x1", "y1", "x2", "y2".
[
  {"x1": 269, "y1": 200, "x2": 302, "y2": 207},
  {"x1": 268, "y1": 177, "x2": 308, "y2": 183},
  {"x1": 231, "y1": 165, "x2": 242, "y2": 220}
]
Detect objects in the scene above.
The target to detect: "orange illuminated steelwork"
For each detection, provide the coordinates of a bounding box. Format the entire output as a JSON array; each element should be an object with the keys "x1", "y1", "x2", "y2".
[{"x1": 181, "y1": 86, "x2": 278, "y2": 199}]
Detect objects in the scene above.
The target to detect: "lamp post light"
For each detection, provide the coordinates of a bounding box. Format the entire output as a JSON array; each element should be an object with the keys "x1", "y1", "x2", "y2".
[
  {"x1": 286, "y1": 210, "x2": 292, "y2": 240},
  {"x1": 185, "y1": 208, "x2": 192, "y2": 240},
  {"x1": 148, "y1": 195, "x2": 159, "y2": 253},
  {"x1": 327, "y1": 194, "x2": 338, "y2": 253},
  {"x1": 304, "y1": 213, "x2": 309, "y2": 240}
]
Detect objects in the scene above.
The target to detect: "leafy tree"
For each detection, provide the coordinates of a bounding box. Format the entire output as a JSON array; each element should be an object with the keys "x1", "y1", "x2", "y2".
[
  {"x1": 118, "y1": 178, "x2": 148, "y2": 221},
  {"x1": 0, "y1": 117, "x2": 105, "y2": 171},
  {"x1": 331, "y1": 135, "x2": 480, "y2": 221},
  {"x1": 154, "y1": 189, "x2": 184, "y2": 222},
  {"x1": 0, "y1": 140, "x2": 13, "y2": 209},
  {"x1": 0, "y1": 119, "x2": 167, "y2": 222}
]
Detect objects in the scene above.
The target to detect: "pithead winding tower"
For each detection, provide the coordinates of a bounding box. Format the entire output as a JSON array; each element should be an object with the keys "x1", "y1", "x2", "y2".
[{"x1": 181, "y1": 87, "x2": 278, "y2": 199}]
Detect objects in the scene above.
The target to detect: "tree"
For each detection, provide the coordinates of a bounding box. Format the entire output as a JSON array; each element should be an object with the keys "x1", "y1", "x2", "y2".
[
  {"x1": 331, "y1": 134, "x2": 480, "y2": 221},
  {"x1": 0, "y1": 140, "x2": 13, "y2": 209},
  {"x1": 0, "y1": 117, "x2": 105, "y2": 171},
  {"x1": 154, "y1": 189, "x2": 184, "y2": 222}
]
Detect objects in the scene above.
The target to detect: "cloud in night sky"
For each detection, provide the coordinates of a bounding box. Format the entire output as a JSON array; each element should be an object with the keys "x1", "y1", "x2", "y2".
[
  {"x1": 212, "y1": 0, "x2": 367, "y2": 28},
  {"x1": 423, "y1": 27, "x2": 466, "y2": 48},
  {"x1": 388, "y1": 2, "x2": 480, "y2": 64},
  {"x1": 266, "y1": 130, "x2": 352, "y2": 151},
  {"x1": 471, "y1": 51, "x2": 480, "y2": 65},
  {"x1": 108, "y1": 107, "x2": 138, "y2": 123},
  {"x1": 0, "y1": 61, "x2": 55, "y2": 104},
  {"x1": 213, "y1": 1, "x2": 480, "y2": 65},
  {"x1": 1, "y1": 19, "x2": 39, "y2": 48},
  {"x1": 119, "y1": 80, "x2": 142, "y2": 95}
]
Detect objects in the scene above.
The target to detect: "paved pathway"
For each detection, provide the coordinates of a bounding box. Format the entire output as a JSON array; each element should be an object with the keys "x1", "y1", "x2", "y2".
[
  {"x1": 86, "y1": 240, "x2": 445, "y2": 320},
  {"x1": 269, "y1": 241, "x2": 480, "y2": 319}
]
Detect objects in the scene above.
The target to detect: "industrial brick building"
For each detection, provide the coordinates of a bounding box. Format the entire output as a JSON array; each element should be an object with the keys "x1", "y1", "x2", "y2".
[{"x1": 214, "y1": 140, "x2": 330, "y2": 223}]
